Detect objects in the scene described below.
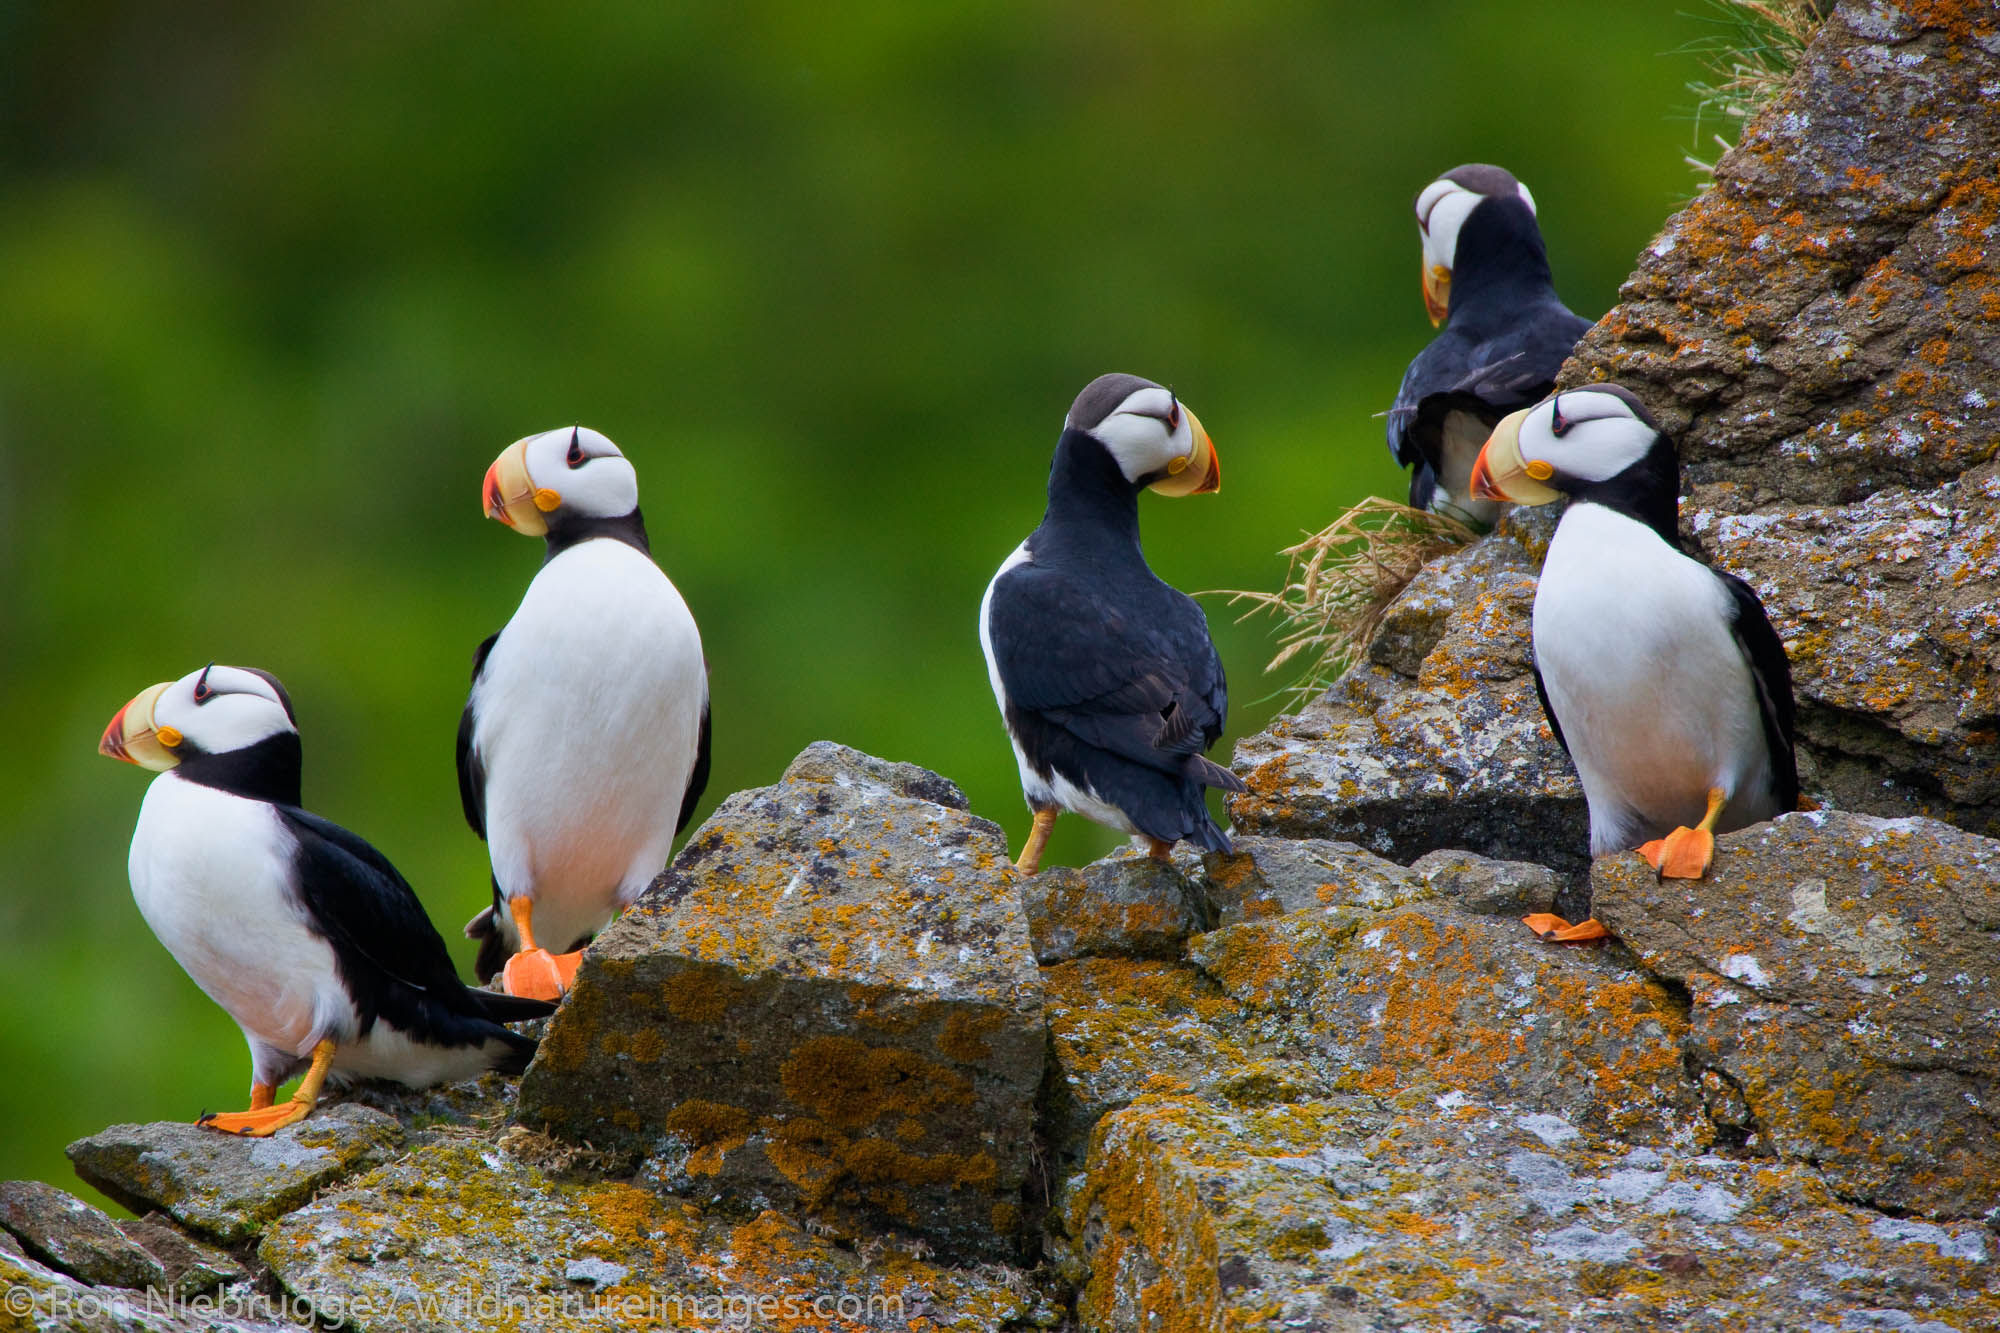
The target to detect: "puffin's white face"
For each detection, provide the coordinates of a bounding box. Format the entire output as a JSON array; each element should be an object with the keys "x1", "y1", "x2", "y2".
[
  {"x1": 1470, "y1": 387, "x2": 1661, "y2": 505},
  {"x1": 1414, "y1": 166, "x2": 1537, "y2": 325},
  {"x1": 1072, "y1": 381, "x2": 1221, "y2": 497},
  {"x1": 100, "y1": 664, "x2": 297, "y2": 771},
  {"x1": 482, "y1": 426, "x2": 639, "y2": 537}
]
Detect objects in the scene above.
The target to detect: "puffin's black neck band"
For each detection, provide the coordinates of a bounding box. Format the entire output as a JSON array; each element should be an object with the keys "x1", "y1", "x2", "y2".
[
  {"x1": 175, "y1": 733, "x2": 304, "y2": 806},
  {"x1": 1038, "y1": 430, "x2": 1143, "y2": 549},
  {"x1": 543, "y1": 507, "x2": 651, "y2": 562}
]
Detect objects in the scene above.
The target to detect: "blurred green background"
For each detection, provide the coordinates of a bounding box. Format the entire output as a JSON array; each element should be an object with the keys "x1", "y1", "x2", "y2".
[{"x1": 1, "y1": 1, "x2": 1721, "y2": 1195}]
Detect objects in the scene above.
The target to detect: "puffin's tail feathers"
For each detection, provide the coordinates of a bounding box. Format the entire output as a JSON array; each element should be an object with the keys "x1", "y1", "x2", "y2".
[
  {"x1": 485, "y1": 1029, "x2": 540, "y2": 1077},
  {"x1": 1183, "y1": 753, "x2": 1247, "y2": 794},
  {"x1": 468, "y1": 986, "x2": 557, "y2": 1024},
  {"x1": 465, "y1": 878, "x2": 514, "y2": 983}
]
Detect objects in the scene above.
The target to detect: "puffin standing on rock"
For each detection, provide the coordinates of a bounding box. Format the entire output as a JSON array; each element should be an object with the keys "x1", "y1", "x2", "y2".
[
  {"x1": 101, "y1": 664, "x2": 555, "y2": 1137},
  {"x1": 461, "y1": 426, "x2": 711, "y2": 1001},
  {"x1": 1468, "y1": 386, "x2": 1798, "y2": 940},
  {"x1": 980, "y1": 373, "x2": 1244, "y2": 875},
  {"x1": 1387, "y1": 164, "x2": 1593, "y2": 526}
]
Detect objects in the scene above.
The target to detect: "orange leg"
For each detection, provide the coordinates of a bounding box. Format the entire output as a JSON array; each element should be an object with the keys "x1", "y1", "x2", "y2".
[
  {"x1": 1014, "y1": 809, "x2": 1057, "y2": 875},
  {"x1": 1143, "y1": 836, "x2": 1176, "y2": 864},
  {"x1": 1639, "y1": 787, "x2": 1728, "y2": 880},
  {"x1": 500, "y1": 897, "x2": 583, "y2": 1002},
  {"x1": 201, "y1": 1040, "x2": 335, "y2": 1137}
]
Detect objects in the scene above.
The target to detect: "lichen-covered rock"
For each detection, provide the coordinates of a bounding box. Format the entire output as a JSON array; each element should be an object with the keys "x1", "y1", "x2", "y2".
[
  {"x1": 1023, "y1": 852, "x2": 1206, "y2": 963},
  {"x1": 1188, "y1": 902, "x2": 1705, "y2": 1146},
  {"x1": 260, "y1": 1141, "x2": 1052, "y2": 1333},
  {"x1": 1228, "y1": 518, "x2": 1590, "y2": 876},
  {"x1": 1067, "y1": 1092, "x2": 2000, "y2": 1332},
  {"x1": 1410, "y1": 846, "x2": 1565, "y2": 916},
  {"x1": 514, "y1": 742, "x2": 1044, "y2": 1260},
  {"x1": 1564, "y1": 0, "x2": 2000, "y2": 836},
  {"x1": 65, "y1": 1103, "x2": 403, "y2": 1244},
  {"x1": 113, "y1": 1217, "x2": 244, "y2": 1299},
  {"x1": 0, "y1": 1246, "x2": 286, "y2": 1333},
  {"x1": 1039, "y1": 957, "x2": 1320, "y2": 1166},
  {"x1": 1592, "y1": 810, "x2": 2000, "y2": 1219},
  {"x1": 0, "y1": 1181, "x2": 164, "y2": 1290},
  {"x1": 1196, "y1": 835, "x2": 1430, "y2": 926}
]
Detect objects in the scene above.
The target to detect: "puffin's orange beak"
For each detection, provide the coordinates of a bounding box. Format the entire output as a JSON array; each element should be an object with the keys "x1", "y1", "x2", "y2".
[
  {"x1": 1470, "y1": 408, "x2": 1560, "y2": 505},
  {"x1": 1148, "y1": 408, "x2": 1221, "y2": 498},
  {"x1": 100, "y1": 682, "x2": 180, "y2": 771},
  {"x1": 1422, "y1": 262, "x2": 1451, "y2": 327},
  {"x1": 483, "y1": 439, "x2": 558, "y2": 536}
]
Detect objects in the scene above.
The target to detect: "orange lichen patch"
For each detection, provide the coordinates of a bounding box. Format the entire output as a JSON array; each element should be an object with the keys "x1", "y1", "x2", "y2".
[
  {"x1": 1844, "y1": 166, "x2": 1888, "y2": 193},
  {"x1": 1070, "y1": 1099, "x2": 1225, "y2": 1333},
  {"x1": 660, "y1": 962, "x2": 751, "y2": 1023},
  {"x1": 938, "y1": 1008, "x2": 1005, "y2": 1063},
  {"x1": 778, "y1": 1035, "x2": 972, "y2": 1129},
  {"x1": 664, "y1": 1099, "x2": 753, "y2": 1151}
]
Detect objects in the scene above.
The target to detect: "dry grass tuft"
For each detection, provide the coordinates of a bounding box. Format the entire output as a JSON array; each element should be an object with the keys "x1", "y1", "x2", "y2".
[
  {"x1": 1221, "y1": 497, "x2": 1476, "y2": 710},
  {"x1": 1681, "y1": 0, "x2": 1828, "y2": 180}
]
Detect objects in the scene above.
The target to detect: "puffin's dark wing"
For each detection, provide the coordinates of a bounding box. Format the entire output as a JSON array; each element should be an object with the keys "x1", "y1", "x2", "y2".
[
  {"x1": 676, "y1": 688, "x2": 712, "y2": 835},
  {"x1": 1719, "y1": 570, "x2": 1800, "y2": 811},
  {"x1": 455, "y1": 631, "x2": 500, "y2": 840},
  {"x1": 280, "y1": 807, "x2": 476, "y2": 999},
  {"x1": 989, "y1": 564, "x2": 1236, "y2": 783},
  {"x1": 1530, "y1": 656, "x2": 1571, "y2": 759}
]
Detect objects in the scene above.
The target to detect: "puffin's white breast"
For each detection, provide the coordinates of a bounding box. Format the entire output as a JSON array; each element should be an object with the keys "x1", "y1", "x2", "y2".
[
  {"x1": 128, "y1": 774, "x2": 352, "y2": 1057},
  {"x1": 1533, "y1": 504, "x2": 1773, "y2": 851},
  {"x1": 473, "y1": 539, "x2": 706, "y2": 939}
]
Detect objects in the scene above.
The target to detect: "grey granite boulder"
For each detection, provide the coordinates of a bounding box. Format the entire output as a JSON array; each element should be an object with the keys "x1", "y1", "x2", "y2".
[
  {"x1": 514, "y1": 742, "x2": 1045, "y2": 1260},
  {"x1": 1022, "y1": 851, "x2": 1207, "y2": 963},
  {"x1": 66, "y1": 1103, "x2": 403, "y2": 1244},
  {"x1": 1197, "y1": 835, "x2": 1431, "y2": 926},
  {"x1": 1593, "y1": 809, "x2": 2000, "y2": 1218},
  {"x1": 0, "y1": 1181, "x2": 163, "y2": 1289},
  {"x1": 1065, "y1": 1092, "x2": 2000, "y2": 1332}
]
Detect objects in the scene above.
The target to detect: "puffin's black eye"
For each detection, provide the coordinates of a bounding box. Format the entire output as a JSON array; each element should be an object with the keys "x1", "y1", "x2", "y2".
[
  {"x1": 566, "y1": 427, "x2": 585, "y2": 469},
  {"x1": 1549, "y1": 395, "x2": 1570, "y2": 438},
  {"x1": 192, "y1": 663, "x2": 218, "y2": 704},
  {"x1": 1166, "y1": 400, "x2": 1182, "y2": 432}
]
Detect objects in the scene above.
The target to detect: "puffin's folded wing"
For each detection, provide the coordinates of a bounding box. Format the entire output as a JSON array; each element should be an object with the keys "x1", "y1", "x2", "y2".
[
  {"x1": 280, "y1": 807, "x2": 480, "y2": 1002},
  {"x1": 1719, "y1": 569, "x2": 1800, "y2": 812},
  {"x1": 455, "y1": 631, "x2": 500, "y2": 840}
]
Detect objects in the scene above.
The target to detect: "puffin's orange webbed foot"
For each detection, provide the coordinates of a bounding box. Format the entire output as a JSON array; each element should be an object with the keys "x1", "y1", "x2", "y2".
[
  {"x1": 502, "y1": 946, "x2": 582, "y2": 1001},
  {"x1": 1522, "y1": 913, "x2": 1611, "y2": 944},
  {"x1": 199, "y1": 1100, "x2": 313, "y2": 1137},
  {"x1": 1640, "y1": 787, "x2": 1727, "y2": 880}
]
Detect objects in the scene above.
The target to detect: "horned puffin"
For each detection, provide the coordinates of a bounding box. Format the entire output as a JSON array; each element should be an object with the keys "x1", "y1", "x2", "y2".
[
  {"x1": 1468, "y1": 386, "x2": 1798, "y2": 940},
  {"x1": 100, "y1": 664, "x2": 555, "y2": 1137},
  {"x1": 460, "y1": 425, "x2": 710, "y2": 1000},
  {"x1": 979, "y1": 373, "x2": 1245, "y2": 875},
  {"x1": 1387, "y1": 164, "x2": 1593, "y2": 526}
]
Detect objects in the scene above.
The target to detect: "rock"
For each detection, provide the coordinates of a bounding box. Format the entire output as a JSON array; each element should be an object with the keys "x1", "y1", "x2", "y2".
[
  {"x1": 514, "y1": 742, "x2": 1045, "y2": 1260},
  {"x1": 1228, "y1": 519, "x2": 1591, "y2": 876},
  {"x1": 0, "y1": 1246, "x2": 289, "y2": 1333},
  {"x1": 1564, "y1": 0, "x2": 2000, "y2": 836},
  {"x1": 1022, "y1": 851, "x2": 1206, "y2": 963},
  {"x1": 1066, "y1": 1092, "x2": 2000, "y2": 1331},
  {"x1": 66, "y1": 1103, "x2": 404, "y2": 1244},
  {"x1": 1188, "y1": 901, "x2": 1705, "y2": 1147},
  {"x1": 1040, "y1": 957, "x2": 1320, "y2": 1167},
  {"x1": 115, "y1": 1216, "x2": 245, "y2": 1299},
  {"x1": 0, "y1": 1180, "x2": 163, "y2": 1289},
  {"x1": 261, "y1": 1140, "x2": 1052, "y2": 1333},
  {"x1": 1410, "y1": 847, "x2": 1565, "y2": 916},
  {"x1": 1592, "y1": 809, "x2": 2000, "y2": 1218},
  {"x1": 1197, "y1": 835, "x2": 1430, "y2": 926}
]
